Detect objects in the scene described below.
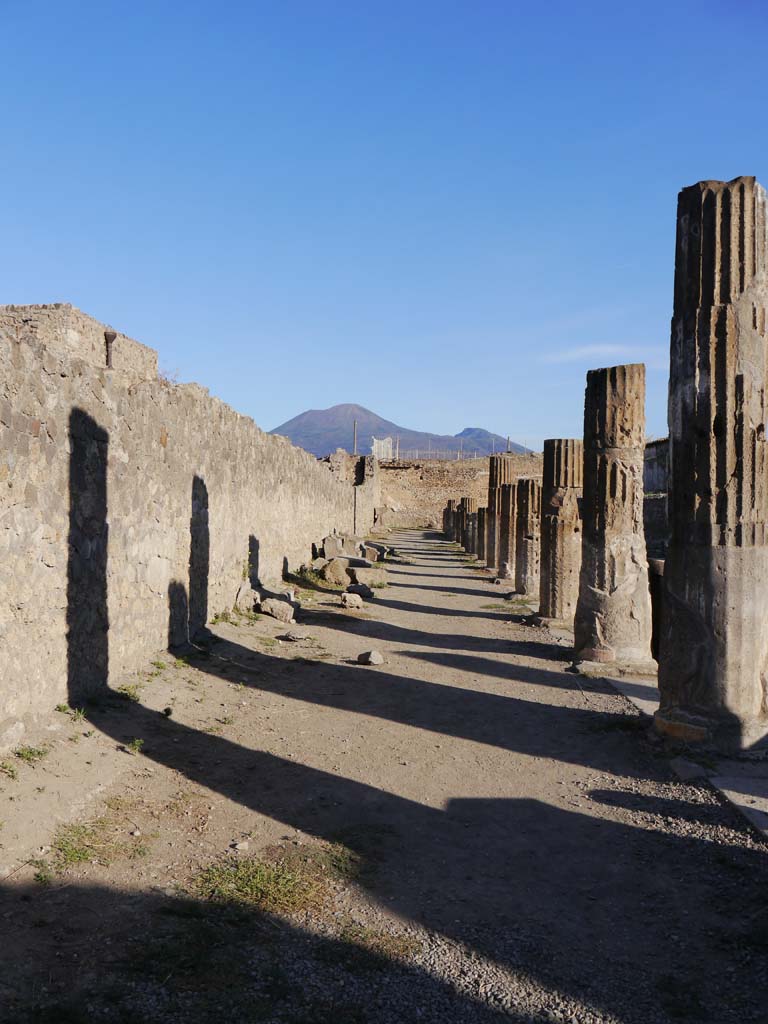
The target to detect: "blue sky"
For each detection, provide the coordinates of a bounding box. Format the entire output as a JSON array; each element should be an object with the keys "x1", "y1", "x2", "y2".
[{"x1": 2, "y1": 0, "x2": 766, "y2": 449}]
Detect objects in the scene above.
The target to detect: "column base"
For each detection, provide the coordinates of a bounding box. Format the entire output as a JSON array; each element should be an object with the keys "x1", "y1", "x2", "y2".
[
  {"x1": 532, "y1": 614, "x2": 574, "y2": 631},
  {"x1": 654, "y1": 707, "x2": 768, "y2": 752},
  {"x1": 572, "y1": 658, "x2": 658, "y2": 679}
]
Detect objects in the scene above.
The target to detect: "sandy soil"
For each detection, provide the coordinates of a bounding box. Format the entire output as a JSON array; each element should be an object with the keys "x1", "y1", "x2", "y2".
[{"x1": 0, "y1": 529, "x2": 766, "y2": 1023}]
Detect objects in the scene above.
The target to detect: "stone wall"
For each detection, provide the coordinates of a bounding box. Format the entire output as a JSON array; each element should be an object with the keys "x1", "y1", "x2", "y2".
[
  {"x1": 322, "y1": 451, "x2": 381, "y2": 535},
  {"x1": 644, "y1": 438, "x2": 668, "y2": 494},
  {"x1": 0, "y1": 305, "x2": 364, "y2": 747},
  {"x1": 380, "y1": 455, "x2": 541, "y2": 527}
]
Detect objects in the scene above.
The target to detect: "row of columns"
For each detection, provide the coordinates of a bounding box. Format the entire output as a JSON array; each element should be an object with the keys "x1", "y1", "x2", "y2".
[
  {"x1": 445, "y1": 364, "x2": 653, "y2": 677},
  {"x1": 444, "y1": 176, "x2": 768, "y2": 751},
  {"x1": 446, "y1": 472, "x2": 543, "y2": 596}
]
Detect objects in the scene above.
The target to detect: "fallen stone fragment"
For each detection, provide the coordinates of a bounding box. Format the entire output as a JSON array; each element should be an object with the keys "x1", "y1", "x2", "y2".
[
  {"x1": 358, "y1": 650, "x2": 384, "y2": 665},
  {"x1": 235, "y1": 581, "x2": 258, "y2": 611},
  {"x1": 347, "y1": 583, "x2": 374, "y2": 599},
  {"x1": 321, "y1": 557, "x2": 352, "y2": 587},
  {"x1": 322, "y1": 534, "x2": 345, "y2": 558},
  {"x1": 280, "y1": 630, "x2": 308, "y2": 642},
  {"x1": 260, "y1": 598, "x2": 295, "y2": 624},
  {"x1": 341, "y1": 592, "x2": 364, "y2": 609},
  {"x1": 348, "y1": 567, "x2": 386, "y2": 588}
]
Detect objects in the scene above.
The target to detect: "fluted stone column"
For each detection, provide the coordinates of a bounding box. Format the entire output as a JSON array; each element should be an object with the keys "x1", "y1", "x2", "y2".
[
  {"x1": 477, "y1": 508, "x2": 487, "y2": 562},
  {"x1": 487, "y1": 454, "x2": 518, "y2": 574},
  {"x1": 657, "y1": 176, "x2": 768, "y2": 749},
  {"x1": 536, "y1": 439, "x2": 583, "y2": 627},
  {"x1": 454, "y1": 500, "x2": 466, "y2": 549},
  {"x1": 443, "y1": 499, "x2": 457, "y2": 540},
  {"x1": 498, "y1": 483, "x2": 517, "y2": 579},
  {"x1": 514, "y1": 479, "x2": 541, "y2": 597},
  {"x1": 573, "y1": 366, "x2": 653, "y2": 671},
  {"x1": 460, "y1": 497, "x2": 478, "y2": 552},
  {"x1": 467, "y1": 511, "x2": 478, "y2": 554}
]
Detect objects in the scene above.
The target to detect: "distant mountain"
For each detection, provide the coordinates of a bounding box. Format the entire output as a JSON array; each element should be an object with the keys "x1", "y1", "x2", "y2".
[{"x1": 269, "y1": 403, "x2": 530, "y2": 457}]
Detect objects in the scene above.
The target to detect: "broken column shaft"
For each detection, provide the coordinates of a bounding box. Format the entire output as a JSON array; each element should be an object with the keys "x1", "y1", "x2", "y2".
[
  {"x1": 514, "y1": 479, "x2": 541, "y2": 596},
  {"x1": 477, "y1": 508, "x2": 487, "y2": 561},
  {"x1": 537, "y1": 439, "x2": 583, "y2": 627},
  {"x1": 486, "y1": 454, "x2": 518, "y2": 573},
  {"x1": 498, "y1": 483, "x2": 518, "y2": 580},
  {"x1": 443, "y1": 499, "x2": 457, "y2": 540},
  {"x1": 460, "y1": 497, "x2": 478, "y2": 552},
  {"x1": 573, "y1": 365, "x2": 653, "y2": 669},
  {"x1": 657, "y1": 176, "x2": 768, "y2": 748}
]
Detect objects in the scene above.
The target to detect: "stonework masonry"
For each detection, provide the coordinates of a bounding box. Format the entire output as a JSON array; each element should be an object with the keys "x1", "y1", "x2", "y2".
[
  {"x1": 657, "y1": 177, "x2": 768, "y2": 749},
  {"x1": 514, "y1": 479, "x2": 542, "y2": 596},
  {"x1": 573, "y1": 366, "x2": 652, "y2": 668},
  {"x1": 0, "y1": 305, "x2": 374, "y2": 748},
  {"x1": 537, "y1": 439, "x2": 583, "y2": 627},
  {"x1": 322, "y1": 451, "x2": 381, "y2": 537},
  {"x1": 379, "y1": 460, "x2": 485, "y2": 528}
]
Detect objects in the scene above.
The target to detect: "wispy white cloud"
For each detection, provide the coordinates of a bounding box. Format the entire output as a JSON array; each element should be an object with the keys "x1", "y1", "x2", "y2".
[
  {"x1": 540, "y1": 344, "x2": 632, "y2": 365},
  {"x1": 540, "y1": 342, "x2": 669, "y2": 371}
]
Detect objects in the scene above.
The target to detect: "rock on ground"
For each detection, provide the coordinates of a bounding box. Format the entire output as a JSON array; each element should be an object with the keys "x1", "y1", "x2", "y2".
[{"x1": 260, "y1": 597, "x2": 295, "y2": 623}]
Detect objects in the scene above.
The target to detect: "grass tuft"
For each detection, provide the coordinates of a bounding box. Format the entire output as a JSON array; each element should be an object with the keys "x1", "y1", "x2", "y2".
[
  {"x1": 194, "y1": 857, "x2": 321, "y2": 913},
  {"x1": 14, "y1": 745, "x2": 48, "y2": 765}
]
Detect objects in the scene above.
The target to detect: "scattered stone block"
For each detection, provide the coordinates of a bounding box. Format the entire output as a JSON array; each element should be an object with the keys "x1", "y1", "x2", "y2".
[
  {"x1": 341, "y1": 592, "x2": 364, "y2": 609},
  {"x1": 260, "y1": 598, "x2": 295, "y2": 624},
  {"x1": 357, "y1": 649, "x2": 384, "y2": 665},
  {"x1": 322, "y1": 535, "x2": 345, "y2": 558},
  {"x1": 348, "y1": 567, "x2": 386, "y2": 588},
  {"x1": 321, "y1": 558, "x2": 351, "y2": 587},
  {"x1": 347, "y1": 583, "x2": 374, "y2": 599},
  {"x1": 235, "y1": 582, "x2": 258, "y2": 612}
]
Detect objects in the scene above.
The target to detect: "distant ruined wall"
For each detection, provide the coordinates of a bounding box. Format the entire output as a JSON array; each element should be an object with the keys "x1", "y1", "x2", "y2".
[
  {"x1": 380, "y1": 455, "x2": 542, "y2": 527},
  {"x1": 322, "y1": 450, "x2": 381, "y2": 535},
  {"x1": 0, "y1": 305, "x2": 363, "y2": 746}
]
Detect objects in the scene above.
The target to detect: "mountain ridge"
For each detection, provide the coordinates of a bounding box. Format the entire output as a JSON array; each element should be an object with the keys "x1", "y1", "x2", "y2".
[{"x1": 269, "y1": 403, "x2": 529, "y2": 457}]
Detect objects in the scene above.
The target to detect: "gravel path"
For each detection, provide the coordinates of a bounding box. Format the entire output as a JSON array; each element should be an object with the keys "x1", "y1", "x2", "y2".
[{"x1": 1, "y1": 529, "x2": 766, "y2": 1023}]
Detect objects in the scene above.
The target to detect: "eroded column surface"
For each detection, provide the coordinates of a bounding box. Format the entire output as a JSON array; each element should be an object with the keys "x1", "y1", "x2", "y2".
[
  {"x1": 477, "y1": 508, "x2": 487, "y2": 561},
  {"x1": 460, "y1": 497, "x2": 478, "y2": 552},
  {"x1": 657, "y1": 176, "x2": 768, "y2": 749},
  {"x1": 514, "y1": 479, "x2": 541, "y2": 596},
  {"x1": 486, "y1": 454, "x2": 518, "y2": 573},
  {"x1": 443, "y1": 499, "x2": 457, "y2": 540},
  {"x1": 537, "y1": 439, "x2": 583, "y2": 626},
  {"x1": 467, "y1": 511, "x2": 478, "y2": 554},
  {"x1": 498, "y1": 483, "x2": 517, "y2": 579},
  {"x1": 573, "y1": 366, "x2": 652, "y2": 669}
]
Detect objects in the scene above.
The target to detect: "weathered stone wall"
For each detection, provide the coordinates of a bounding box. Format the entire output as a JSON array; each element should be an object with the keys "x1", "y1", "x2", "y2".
[
  {"x1": 0, "y1": 303, "x2": 158, "y2": 378},
  {"x1": 380, "y1": 455, "x2": 541, "y2": 528},
  {"x1": 322, "y1": 451, "x2": 381, "y2": 535},
  {"x1": 0, "y1": 305, "x2": 362, "y2": 746},
  {"x1": 644, "y1": 438, "x2": 668, "y2": 494}
]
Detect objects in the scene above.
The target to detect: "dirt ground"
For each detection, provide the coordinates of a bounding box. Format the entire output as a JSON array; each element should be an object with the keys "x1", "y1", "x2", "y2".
[{"x1": 1, "y1": 529, "x2": 767, "y2": 1024}]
